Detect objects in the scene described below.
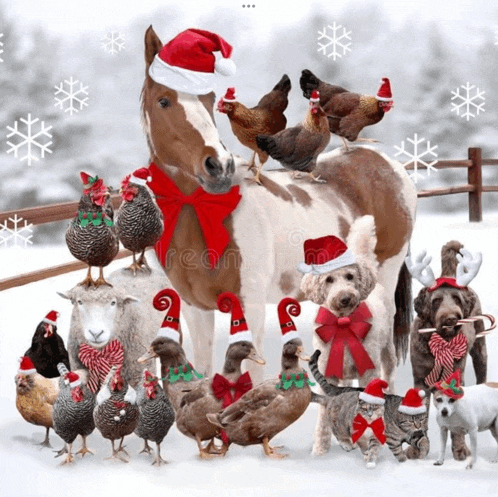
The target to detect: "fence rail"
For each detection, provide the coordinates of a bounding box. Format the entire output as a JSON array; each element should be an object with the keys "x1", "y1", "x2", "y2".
[{"x1": 0, "y1": 147, "x2": 497, "y2": 292}]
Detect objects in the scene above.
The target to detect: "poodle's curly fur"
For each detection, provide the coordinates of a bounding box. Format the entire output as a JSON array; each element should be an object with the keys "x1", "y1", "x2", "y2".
[{"x1": 300, "y1": 215, "x2": 397, "y2": 456}]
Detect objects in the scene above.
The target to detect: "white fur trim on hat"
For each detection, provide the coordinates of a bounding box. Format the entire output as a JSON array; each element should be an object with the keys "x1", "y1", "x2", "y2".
[
  {"x1": 228, "y1": 330, "x2": 253, "y2": 344},
  {"x1": 398, "y1": 404, "x2": 427, "y2": 415},
  {"x1": 18, "y1": 367, "x2": 36, "y2": 375},
  {"x1": 156, "y1": 327, "x2": 180, "y2": 343},
  {"x1": 69, "y1": 379, "x2": 81, "y2": 388},
  {"x1": 130, "y1": 176, "x2": 149, "y2": 186},
  {"x1": 359, "y1": 391, "x2": 386, "y2": 405},
  {"x1": 149, "y1": 55, "x2": 218, "y2": 95},
  {"x1": 215, "y1": 57, "x2": 236, "y2": 76},
  {"x1": 42, "y1": 317, "x2": 57, "y2": 326},
  {"x1": 297, "y1": 249, "x2": 356, "y2": 275},
  {"x1": 375, "y1": 95, "x2": 392, "y2": 102},
  {"x1": 281, "y1": 330, "x2": 300, "y2": 344}
]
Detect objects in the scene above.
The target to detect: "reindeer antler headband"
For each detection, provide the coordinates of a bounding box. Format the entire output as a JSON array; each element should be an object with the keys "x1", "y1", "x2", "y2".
[{"x1": 405, "y1": 248, "x2": 482, "y2": 291}]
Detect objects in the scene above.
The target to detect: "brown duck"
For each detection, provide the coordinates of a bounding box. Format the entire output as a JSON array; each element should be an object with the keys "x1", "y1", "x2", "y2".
[
  {"x1": 137, "y1": 288, "x2": 203, "y2": 411},
  {"x1": 207, "y1": 298, "x2": 313, "y2": 458},
  {"x1": 175, "y1": 292, "x2": 265, "y2": 459}
]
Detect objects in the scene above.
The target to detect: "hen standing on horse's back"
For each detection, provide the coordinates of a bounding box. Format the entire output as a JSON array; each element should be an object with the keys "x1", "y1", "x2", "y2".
[
  {"x1": 65, "y1": 172, "x2": 119, "y2": 287},
  {"x1": 217, "y1": 74, "x2": 291, "y2": 184},
  {"x1": 115, "y1": 168, "x2": 164, "y2": 275},
  {"x1": 256, "y1": 90, "x2": 330, "y2": 182},
  {"x1": 299, "y1": 70, "x2": 393, "y2": 150}
]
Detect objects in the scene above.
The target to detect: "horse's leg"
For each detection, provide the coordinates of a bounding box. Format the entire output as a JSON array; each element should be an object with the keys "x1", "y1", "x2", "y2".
[{"x1": 181, "y1": 304, "x2": 215, "y2": 377}]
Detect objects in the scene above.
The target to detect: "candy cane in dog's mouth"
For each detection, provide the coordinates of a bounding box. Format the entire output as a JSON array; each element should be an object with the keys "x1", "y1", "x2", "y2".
[{"x1": 418, "y1": 314, "x2": 496, "y2": 338}]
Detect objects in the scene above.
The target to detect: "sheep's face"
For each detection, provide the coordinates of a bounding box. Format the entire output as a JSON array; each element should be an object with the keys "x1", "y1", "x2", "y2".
[{"x1": 58, "y1": 287, "x2": 139, "y2": 349}]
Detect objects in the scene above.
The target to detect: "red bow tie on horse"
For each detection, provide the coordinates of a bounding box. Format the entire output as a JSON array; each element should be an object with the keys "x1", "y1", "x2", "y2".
[
  {"x1": 147, "y1": 162, "x2": 242, "y2": 269},
  {"x1": 314, "y1": 303, "x2": 375, "y2": 378},
  {"x1": 351, "y1": 414, "x2": 386, "y2": 444}
]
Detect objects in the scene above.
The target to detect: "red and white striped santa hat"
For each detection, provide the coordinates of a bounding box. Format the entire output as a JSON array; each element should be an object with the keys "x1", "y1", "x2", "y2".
[
  {"x1": 153, "y1": 288, "x2": 181, "y2": 343},
  {"x1": 129, "y1": 167, "x2": 151, "y2": 187},
  {"x1": 42, "y1": 310, "x2": 59, "y2": 326},
  {"x1": 148, "y1": 28, "x2": 236, "y2": 95},
  {"x1": 297, "y1": 235, "x2": 356, "y2": 275},
  {"x1": 359, "y1": 378, "x2": 388, "y2": 405},
  {"x1": 399, "y1": 388, "x2": 426, "y2": 415},
  {"x1": 18, "y1": 356, "x2": 36, "y2": 375},
  {"x1": 278, "y1": 297, "x2": 301, "y2": 344},
  {"x1": 217, "y1": 292, "x2": 252, "y2": 344}
]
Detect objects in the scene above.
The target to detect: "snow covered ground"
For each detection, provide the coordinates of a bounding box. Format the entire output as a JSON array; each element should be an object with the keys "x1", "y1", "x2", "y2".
[{"x1": 1, "y1": 210, "x2": 498, "y2": 497}]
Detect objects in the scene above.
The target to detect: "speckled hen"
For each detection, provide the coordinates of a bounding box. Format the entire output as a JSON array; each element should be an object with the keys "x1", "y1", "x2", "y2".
[
  {"x1": 65, "y1": 172, "x2": 119, "y2": 287},
  {"x1": 93, "y1": 366, "x2": 139, "y2": 462},
  {"x1": 134, "y1": 370, "x2": 175, "y2": 466},
  {"x1": 116, "y1": 168, "x2": 164, "y2": 275}
]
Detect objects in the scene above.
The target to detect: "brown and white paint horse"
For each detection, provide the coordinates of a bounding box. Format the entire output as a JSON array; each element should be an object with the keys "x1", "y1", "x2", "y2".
[{"x1": 141, "y1": 27, "x2": 417, "y2": 386}]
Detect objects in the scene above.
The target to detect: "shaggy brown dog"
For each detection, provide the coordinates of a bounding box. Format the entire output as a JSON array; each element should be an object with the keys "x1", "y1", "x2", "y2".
[{"x1": 410, "y1": 240, "x2": 487, "y2": 460}]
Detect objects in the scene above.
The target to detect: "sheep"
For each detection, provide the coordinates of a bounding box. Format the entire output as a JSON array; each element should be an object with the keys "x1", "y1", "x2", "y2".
[{"x1": 58, "y1": 267, "x2": 170, "y2": 389}]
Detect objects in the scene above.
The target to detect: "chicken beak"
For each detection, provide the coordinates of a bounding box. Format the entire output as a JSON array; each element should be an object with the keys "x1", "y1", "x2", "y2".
[
  {"x1": 137, "y1": 348, "x2": 158, "y2": 363},
  {"x1": 296, "y1": 346, "x2": 310, "y2": 362},
  {"x1": 247, "y1": 349, "x2": 266, "y2": 365}
]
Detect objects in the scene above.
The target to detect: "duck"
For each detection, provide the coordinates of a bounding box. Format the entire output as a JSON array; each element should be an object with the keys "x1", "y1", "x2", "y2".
[
  {"x1": 175, "y1": 292, "x2": 265, "y2": 459},
  {"x1": 137, "y1": 288, "x2": 203, "y2": 411},
  {"x1": 207, "y1": 298, "x2": 313, "y2": 458}
]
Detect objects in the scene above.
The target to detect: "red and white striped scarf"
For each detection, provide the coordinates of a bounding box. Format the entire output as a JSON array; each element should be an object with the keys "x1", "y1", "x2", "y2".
[
  {"x1": 425, "y1": 333, "x2": 467, "y2": 387},
  {"x1": 78, "y1": 339, "x2": 124, "y2": 393}
]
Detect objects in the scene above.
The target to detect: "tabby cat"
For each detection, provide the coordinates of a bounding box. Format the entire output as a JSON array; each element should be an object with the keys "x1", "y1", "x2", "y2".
[{"x1": 310, "y1": 351, "x2": 430, "y2": 462}]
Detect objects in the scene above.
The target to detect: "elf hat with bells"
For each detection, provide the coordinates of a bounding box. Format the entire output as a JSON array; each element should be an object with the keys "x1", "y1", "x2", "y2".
[
  {"x1": 278, "y1": 297, "x2": 302, "y2": 344},
  {"x1": 217, "y1": 292, "x2": 253, "y2": 344},
  {"x1": 153, "y1": 288, "x2": 181, "y2": 343},
  {"x1": 148, "y1": 28, "x2": 236, "y2": 95}
]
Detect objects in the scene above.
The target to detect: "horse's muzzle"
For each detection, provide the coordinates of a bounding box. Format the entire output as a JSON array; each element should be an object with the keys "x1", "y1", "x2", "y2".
[{"x1": 199, "y1": 155, "x2": 235, "y2": 193}]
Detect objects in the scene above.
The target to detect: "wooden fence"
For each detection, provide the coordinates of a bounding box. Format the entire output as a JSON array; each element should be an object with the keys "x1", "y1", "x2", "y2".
[{"x1": 1, "y1": 147, "x2": 497, "y2": 292}]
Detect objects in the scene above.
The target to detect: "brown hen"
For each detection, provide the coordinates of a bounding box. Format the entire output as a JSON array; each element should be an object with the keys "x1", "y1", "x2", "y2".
[
  {"x1": 217, "y1": 74, "x2": 291, "y2": 184},
  {"x1": 300, "y1": 70, "x2": 393, "y2": 150}
]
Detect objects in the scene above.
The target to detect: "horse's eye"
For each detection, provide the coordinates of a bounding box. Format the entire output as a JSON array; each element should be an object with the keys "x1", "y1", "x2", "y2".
[
  {"x1": 345, "y1": 273, "x2": 354, "y2": 281},
  {"x1": 77, "y1": 300, "x2": 83, "y2": 305},
  {"x1": 110, "y1": 300, "x2": 116, "y2": 306},
  {"x1": 158, "y1": 98, "x2": 171, "y2": 108},
  {"x1": 325, "y1": 276, "x2": 334, "y2": 284}
]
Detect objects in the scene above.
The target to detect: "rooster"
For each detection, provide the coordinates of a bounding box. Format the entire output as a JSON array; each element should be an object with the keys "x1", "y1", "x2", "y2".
[
  {"x1": 256, "y1": 90, "x2": 330, "y2": 182},
  {"x1": 217, "y1": 74, "x2": 291, "y2": 184},
  {"x1": 65, "y1": 172, "x2": 119, "y2": 287},
  {"x1": 300, "y1": 70, "x2": 393, "y2": 150},
  {"x1": 116, "y1": 168, "x2": 164, "y2": 275}
]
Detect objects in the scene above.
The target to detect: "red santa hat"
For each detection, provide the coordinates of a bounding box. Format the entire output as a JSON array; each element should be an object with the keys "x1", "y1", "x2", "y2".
[
  {"x1": 153, "y1": 289, "x2": 181, "y2": 343},
  {"x1": 376, "y1": 77, "x2": 392, "y2": 102},
  {"x1": 148, "y1": 28, "x2": 236, "y2": 95},
  {"x1": 278, "y1": 297, "x2": 301, "y2": 344},
  {"x1": 309, "y1": 90, "x2": 320, "y2": 102},
  {"x1": 217, "y1": 292, "x2": 252, "y2": 344},
  {"x1": 435, "y1": 370, "x2": 464, "y2": 400},
  {"x1": 222, "y1": 87, "x2": 237, "y2": 102},
  {"x1": 399, "y1": 388, "x2": 426, "y2": 415},
  {"x1": 297, "y1": 235, "x2": 356, "y2": 275},
  {"x1": 359, "y1": 378, "x2": 388, "y2": 405},
  {"x1": 42, "y1": 310, "x2": 59, "y2": 326},
  {"x1": 66, "y1": 371, "x2": 81, "y2": 388},
  {"x1": 129, "y1": 167, "x2": 151, "y2": 187},
  {"x1": 18, "y1": 356, "x2": 36, "y2": 375}
]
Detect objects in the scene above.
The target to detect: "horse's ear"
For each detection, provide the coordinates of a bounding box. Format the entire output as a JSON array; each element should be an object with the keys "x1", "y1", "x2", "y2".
[{"x1": 144, "y1": 25, "x2": 163, "y2": 72}]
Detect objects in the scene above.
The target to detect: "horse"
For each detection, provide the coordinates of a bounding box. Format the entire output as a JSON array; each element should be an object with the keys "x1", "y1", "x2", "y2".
[{"x1": 140, "y1": 26, "x2": 417, "y2": 386}]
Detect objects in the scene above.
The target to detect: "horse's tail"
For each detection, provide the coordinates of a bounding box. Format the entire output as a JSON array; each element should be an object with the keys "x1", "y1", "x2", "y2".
[
  {"x1": 394, "y1": 260, "x2": 412, "y2": 364},
  {"x1": 309, "y1": 350, "x2": 345, "y2": 397}
]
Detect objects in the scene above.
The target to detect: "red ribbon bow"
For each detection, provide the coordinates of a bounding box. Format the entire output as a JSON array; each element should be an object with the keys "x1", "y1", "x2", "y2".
[
  {"x1": 425, "y1": 333, "x2": 468, "y2": 387},
  {"x1": 78, "y1": 339, "x2": 124, "y2": 393},
  {"x1": 314, "y1": 303, "x2": 375, "y2": 378},
  {"x1": 351, "y1": 413, "x2": 386, "y2": 444},
  {"x1": 147, "y1": 162, "x2": 242, "y2": 269},
  {"x1": 211, "y1": 372, "x2": 253, "y2": 409}
]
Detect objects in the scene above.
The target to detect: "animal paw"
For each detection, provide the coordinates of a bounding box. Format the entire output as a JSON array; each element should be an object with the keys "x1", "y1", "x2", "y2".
[
  {"x1": 433, "y1": 460, "x2": 444, "y2": 466},
  {"x1": 452, "y1": 444, "x2": 471, "y2": 461},
  {"x1": 338, "y1": 441, "x2": 354, "y2": 452},
  {"x1": 396, "y1": 453, "x2": 408, "y2": 463},
  {"x1": 311, "y1": 443, "x2": 330, "y2": 456},
  {"x1": 405, "y1": 446, "x2": 421, "y2": 460},
  {"x1": 466, "y1": 462, "x2": 474, "y2": 470}
]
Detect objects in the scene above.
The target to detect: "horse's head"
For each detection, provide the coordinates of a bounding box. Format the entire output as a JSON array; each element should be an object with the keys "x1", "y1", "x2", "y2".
[{"x1": 141, "y1": 26, "x2": 235, "y2": 194}]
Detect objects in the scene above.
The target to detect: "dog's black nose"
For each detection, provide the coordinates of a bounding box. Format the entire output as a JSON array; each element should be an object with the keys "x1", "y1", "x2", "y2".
[
  {"x1": 340, "y1": 296, "x2": 352, "y2": 307},
  {"x1": 443, "y1": 317, "x2": 459, "y2": 327},
  {"x1": 441, "y1": 408, "x2": 448, "y2": 417}
]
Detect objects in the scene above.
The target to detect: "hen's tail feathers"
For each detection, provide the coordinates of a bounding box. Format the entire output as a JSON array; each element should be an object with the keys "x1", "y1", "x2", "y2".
[
  {"x1": 272, "y1": 74, "x2": 292, "y2": 95},
  {"x1": 256, "y1": 135, "x2": 276, "y2": 156},
  {"x1": 394, "y1": 261, "x2": 412, "y2": 365},
  {"x1": 300, "y1": 69, "x2": 320, "y2": 99}
]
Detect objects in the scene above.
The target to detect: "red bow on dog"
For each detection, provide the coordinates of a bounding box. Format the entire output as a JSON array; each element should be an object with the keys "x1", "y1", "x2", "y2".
[
  {"x1": 351, "y1": 414, "x2": 386, "y2": 444},
  {"x1": 211, "y1": 372, "x2": 252, "y2": 408},
  {"x1": 315, "y1": 303, "x2": 375, "y2": 378},
  {"x1": 148, "y1": 162, "x2": 242, "y2": 269}
]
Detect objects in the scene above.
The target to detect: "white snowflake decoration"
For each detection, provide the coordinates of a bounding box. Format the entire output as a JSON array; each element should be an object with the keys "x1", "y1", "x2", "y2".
[
  {"x1": 317, "y1": 22, "x2": 352, "y2": 61},
  {"x1": 0, "y1": 33, "x2": 4, "y2": 63},
  {"x1": 6, "y1": 114, "x2": 53, "y2": 166},
  {"x1": 451, "y1": 82, "x2": 485, "y2": 121},
  {"x1": 0, "y1": 214, "x2": 33, "y2": 248},
  {"x1": 394, "y1": 133, "x2": 438, "y2": 183},
  {"x1": 54, "y1": 77, "x2": 89, "y2": 115},
  {"x1": 101, "y1": 32, "x2": 125, "y2": 55}
]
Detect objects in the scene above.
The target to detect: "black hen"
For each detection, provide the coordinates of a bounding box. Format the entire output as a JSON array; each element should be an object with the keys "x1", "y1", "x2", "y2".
[{"x1": 24, "y1": 312, "x2": 70, "y2": 378}]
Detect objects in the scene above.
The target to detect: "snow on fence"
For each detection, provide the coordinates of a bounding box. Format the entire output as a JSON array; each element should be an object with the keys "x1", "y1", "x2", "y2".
[{"x1": 0, "y1": 147, "x2": 497, "y2": 293}]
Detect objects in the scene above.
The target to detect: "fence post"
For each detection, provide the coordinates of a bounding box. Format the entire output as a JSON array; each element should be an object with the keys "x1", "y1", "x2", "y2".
[{"x1": 468, "y1": 147, "x2": 483, "y2": 222}]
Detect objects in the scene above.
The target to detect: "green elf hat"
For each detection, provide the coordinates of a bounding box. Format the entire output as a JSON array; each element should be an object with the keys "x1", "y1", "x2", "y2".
[{"x1": 435, "y1": 370, "x2": 464, "y2": 399}]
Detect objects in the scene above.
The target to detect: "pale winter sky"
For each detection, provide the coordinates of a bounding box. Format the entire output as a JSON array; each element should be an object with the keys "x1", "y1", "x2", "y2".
[{"x1": 6, "y1": 0, "x2": 497, "y2": 38}]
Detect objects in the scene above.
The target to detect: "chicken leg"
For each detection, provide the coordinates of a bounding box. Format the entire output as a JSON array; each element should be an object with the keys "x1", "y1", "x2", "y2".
[
  {"x1": 139, "y1": 439, "x2": 153, "y2": 455},
  {"x1": 94, "y1": 267, "x2": 112, "y2": 288},
  {"x1": 152, "y1": 442, "x2": 168, "y2": 466},
  {"x1": 262, "y1": 437, "x2": 287, "y2": 459},
  {"x1": 76, "y1": 435, "x2": 94, "y2": 457},
  {"x1": 79, "y1": 266, "x2": 95, "y2": 288},
  {"x1": 106, "y1": 438, "x2": 129, "y2": 462},
  {"x1": 60, "y1": 443, "x2": 75, "y2": 465}
]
